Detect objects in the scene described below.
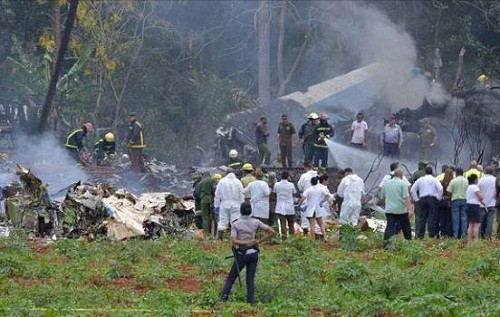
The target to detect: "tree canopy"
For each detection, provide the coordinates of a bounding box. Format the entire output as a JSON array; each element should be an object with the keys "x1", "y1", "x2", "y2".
[{"x1": 0, "y1": 0, "x2": 499, "y2": 164}]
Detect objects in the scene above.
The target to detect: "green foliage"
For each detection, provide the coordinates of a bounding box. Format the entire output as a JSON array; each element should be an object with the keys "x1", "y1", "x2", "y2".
[{"x1": 0, "y1": 236, "x2": 499, "y2": 315}]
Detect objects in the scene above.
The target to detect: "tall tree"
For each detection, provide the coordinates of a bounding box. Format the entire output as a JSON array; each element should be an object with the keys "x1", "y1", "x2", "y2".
[
  {"x1": 257, "y1": 0, "x2": 271, "y2": 106},
  {"x1": 37, "y1": 0, "x2": 79, "y2": 134}
]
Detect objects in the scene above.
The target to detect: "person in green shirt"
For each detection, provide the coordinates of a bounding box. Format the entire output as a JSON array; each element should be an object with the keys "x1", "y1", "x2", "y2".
[
  {"x1": 198, "y1": 172, "x2": 216, "y2": 238},
  {"x1": 380, "y1": 168, "x2": 414, "y2": 243},
  {"x1": 446, "y1": 167, "x2": 469, "y2": 239}
]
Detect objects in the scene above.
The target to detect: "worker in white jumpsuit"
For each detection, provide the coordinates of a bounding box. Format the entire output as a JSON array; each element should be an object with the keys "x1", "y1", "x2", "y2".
[
  {"x1": 337, "y1": 168, "x2": 365, "y2": 226},
  {"x1": 243, "y1": 168, "x2": 271, "y2": 224},
  {"x1": 214, "y1": 172, "x2": 244, "y2": 239}
]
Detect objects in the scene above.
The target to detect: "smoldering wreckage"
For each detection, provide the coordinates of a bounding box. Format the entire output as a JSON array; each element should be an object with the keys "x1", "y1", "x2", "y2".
[{"x1": 0, "y1": 161, "x2": 203, "y2": 241}]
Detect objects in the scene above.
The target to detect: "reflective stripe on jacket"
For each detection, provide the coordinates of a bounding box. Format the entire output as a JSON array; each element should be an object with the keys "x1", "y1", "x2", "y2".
[
  {"x1": 65, "y1": 129, "x2": 85, "y2": 150},
  {"x1": 127, "y1": 121, "x2": 146, "y2": 148}
]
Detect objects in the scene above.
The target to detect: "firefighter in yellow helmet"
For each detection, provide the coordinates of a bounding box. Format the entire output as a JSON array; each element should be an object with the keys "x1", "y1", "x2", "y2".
[
  {"x1": 94, "y1": 132, "x2": 117, "y2": 166},
  {"x1": 241, "y1": 163, "x2": 256, "y2": 201},
  {"x1": 65, "y1": 122, "x2": 94, "y2": 163},
  {"x1": 126, "y1": 112, "x2": 146, "y2": 172},
  {"x1": 477, "y1": 74, "x2": 491, "y2": 89}
]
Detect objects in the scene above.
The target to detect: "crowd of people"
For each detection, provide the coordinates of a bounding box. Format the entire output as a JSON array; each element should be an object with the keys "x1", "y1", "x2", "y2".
[
  {"x1": 379, "y1": 160, "x2": 499, "y2": 244},
  {"x1": 189, "y1": 159, "x2": 367, "y2": 242},
  {"x1": 253, "y1": 110, "x2": 440, "y2": 170}
]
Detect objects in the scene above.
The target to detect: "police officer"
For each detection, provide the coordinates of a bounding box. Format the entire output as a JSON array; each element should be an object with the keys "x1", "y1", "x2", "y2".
[{"x1": 220, "y1": 201, "x2": 275, "y2": 304}]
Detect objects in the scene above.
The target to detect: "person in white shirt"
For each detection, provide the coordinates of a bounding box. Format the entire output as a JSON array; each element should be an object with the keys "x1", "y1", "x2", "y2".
[
  {"x1": 273, "y1": 170, "x2": 297, "y2": 237},
  {"x1": 350, "y1": 112, "x2": 368, "y2": 148},
  {"x1": 378, "y1": 162, "x2": 410, "y2": 190},
  {"x1": 215, "y1": 171, "x2": 244, "y2": 239},
  {"x1": 313, "y1": 174, "x2": 334, "y2": 239},
  {"x1": 410, "y1": 166, "x2": 443, "y2": 238},
  {"x1": 297, "y1": 177, "x2": 330, "y2": 241},
  {"x1": 243, "y1": 168, "x2": 270, "y2": 224},
  {"x1": 477, "y1": 166, "x2": 496, "y2": 239},
  {"x1": 296, "y1": 161, "x2": 317, "y2": 234},
  {"x1": 466, "y1": 174, "x2": 487, "y2": 242},
  {"x1": 337, "y1": 168, "x2": 365, "y2": 227}
]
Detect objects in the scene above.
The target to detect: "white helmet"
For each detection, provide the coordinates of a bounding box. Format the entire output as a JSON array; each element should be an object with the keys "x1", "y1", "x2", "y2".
[{"x1": 229, "y1": 149, "x2": 238, "y2": 158}]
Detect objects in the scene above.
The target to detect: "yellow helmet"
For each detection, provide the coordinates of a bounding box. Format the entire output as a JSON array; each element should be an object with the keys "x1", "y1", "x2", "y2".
[
  {"x1": 307, "y1": 112, "x2": 319, "y2": 120},
  {"x1": 105, "y1": 132, "x2": 115, "y2": 142},
  {"x1": 242, "y1": 163, "x2": 254, "y2": 171},
  {"x1": 213, "y1": 173, "x2": 222, "y2": 181},
  {"x1": 478, "y1": 74, "x2": 489, "y2": 83}
]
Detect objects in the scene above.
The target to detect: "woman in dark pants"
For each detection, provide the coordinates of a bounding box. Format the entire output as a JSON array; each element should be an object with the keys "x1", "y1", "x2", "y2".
[{"x1": 221, "y1": 202, "x2": 275, "y2": 304}]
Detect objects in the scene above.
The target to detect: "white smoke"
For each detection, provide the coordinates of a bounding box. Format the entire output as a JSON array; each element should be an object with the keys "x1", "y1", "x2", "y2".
[
  {"x1": 6, "y1": 133, "x2": 90, "y2": 198},
  {"x1": 320, "y1": 1, "x2": 448, "y2": 111}
]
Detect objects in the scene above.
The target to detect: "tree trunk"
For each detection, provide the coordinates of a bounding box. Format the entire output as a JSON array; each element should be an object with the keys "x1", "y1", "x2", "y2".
[
  {"x1": 258, "y1": 0, "x2": 271, "y2": 107},
  {"x1": 37, "y1": 0, "x2": 79, "y2": 134},
  {"x1": 51, "y1": 0, "x2": 61, "y2": 132}
]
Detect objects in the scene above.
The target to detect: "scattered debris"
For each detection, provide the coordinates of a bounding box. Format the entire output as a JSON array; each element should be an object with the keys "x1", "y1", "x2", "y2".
[{"x1": 2, "y1": 164, "x2": 197, "y2": 241}]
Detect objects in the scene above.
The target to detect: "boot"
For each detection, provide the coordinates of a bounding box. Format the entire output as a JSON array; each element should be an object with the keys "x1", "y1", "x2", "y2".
[{"x1": 216, "y1": 230, "x2": 224, "y2": 241}]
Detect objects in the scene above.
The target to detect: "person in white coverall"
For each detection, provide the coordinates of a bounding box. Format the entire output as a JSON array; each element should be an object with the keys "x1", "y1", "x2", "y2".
[
  {"x1": 214, "y1": 171, "x2": 244, "y2": 239},
  {"x1": 243, "y1": 168, "x2": 271, "y2": 224},
  {"x1": 297, "y1": 161, "x2": 318, "y2": 235},
  {"x1": 337, "y1": 168, "x2": 365, "y2": 227}
]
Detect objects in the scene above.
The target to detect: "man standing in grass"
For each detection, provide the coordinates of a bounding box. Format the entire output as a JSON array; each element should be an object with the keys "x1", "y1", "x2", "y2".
[{"x1": 380, "y1": 168, "x2": 414, "y2": 243}]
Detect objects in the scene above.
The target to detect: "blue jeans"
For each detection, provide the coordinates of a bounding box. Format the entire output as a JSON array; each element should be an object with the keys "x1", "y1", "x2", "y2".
[
  {"x1": 314, "y1": 147, "x2": 328, "y2": 168},
  {"x1": 221, "y1": 251, "x2": 259, "y2": 304},
  {"x1": 451, "y1": 199, "x2": 468, "y2": 239},
  {"x1": 481, "y1": 207, "x2": 496, "y2": 239}
]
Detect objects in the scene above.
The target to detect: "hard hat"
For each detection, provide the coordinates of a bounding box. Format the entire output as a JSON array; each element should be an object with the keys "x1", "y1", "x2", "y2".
[
  {"x1": 213, "y1": 173, "x2": 222, "y2": 181},
  {"x1": 105, "y1": 132, "x2": 115, "y2": 142},
  {"x1": 307, "y1": 112, "x2": 319, "y2": 120},
  {"x1": 320, "y1": 112, "x2": 329, "y2": 120},
  {"x1": 242, "y1": 163, "x2": 254, "y2": 171},
  {"x1": 229, "y1": 149, "x2": 238, "y2": 158},
  {"x1": 83, "y1": 122, "x2": 94, "y2": 133},
  {"x1": 477, "y1": 74, "x2": 489, "y2": 83}
]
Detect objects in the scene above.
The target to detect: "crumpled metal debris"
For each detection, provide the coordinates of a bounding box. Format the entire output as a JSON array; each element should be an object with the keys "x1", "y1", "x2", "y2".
[{"x1": 3, "y1": 164, "x2": 197, "y2": 241}]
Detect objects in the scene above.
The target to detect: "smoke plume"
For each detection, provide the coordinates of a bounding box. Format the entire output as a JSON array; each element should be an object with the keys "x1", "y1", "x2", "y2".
[{"x1": 320, "y1": 1, "x2": 448, "y2": 111}]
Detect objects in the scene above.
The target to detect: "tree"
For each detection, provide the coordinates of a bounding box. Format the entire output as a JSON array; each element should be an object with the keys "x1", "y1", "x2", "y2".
[{"x1": 38, "y1": 0, "x2": 79, "y2": 134}]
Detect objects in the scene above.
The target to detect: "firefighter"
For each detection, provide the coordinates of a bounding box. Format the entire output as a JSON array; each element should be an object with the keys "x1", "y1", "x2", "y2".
[
  {"x1": 313, "y1": 113, "x2": 334, "y2": 168},
  {"x1": 228, "y1": 149, "x2": 242, "y2": 169},
  {"x1": 241, "y1": 163, "x2": 256, "y2": 200},
  {"x1": 65, "y1": 122, "x2": 94, "y2": 162},
  {"x1": 126, "y1": 113, "x2": 146, "y2": 172},
  {"x1": 94, "y1": 132, "x2": 117, "y2": 166},
  {"x1": 298, "y1": 112, "x2": 319, "y2": 162}
]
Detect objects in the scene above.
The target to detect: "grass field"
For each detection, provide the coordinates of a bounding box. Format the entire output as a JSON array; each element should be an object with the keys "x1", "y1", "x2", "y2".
[{"x1": 0, "y1": 229, "x2": 499, "y2": 317}]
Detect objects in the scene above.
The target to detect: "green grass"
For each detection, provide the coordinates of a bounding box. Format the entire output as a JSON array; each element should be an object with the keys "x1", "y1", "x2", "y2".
[{"x1": 0, "y1": 232, "x2": 499, "y2": 317}]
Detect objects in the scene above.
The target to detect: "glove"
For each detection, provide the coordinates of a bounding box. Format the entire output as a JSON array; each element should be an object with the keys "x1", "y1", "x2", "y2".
[
  {"x1": 214, "y1": 207, "x2": 220, "y2": 216},
  {"x1": 319, "y1": 202, "x2": 324, "y2": 208},
  {"x1": 299, "y1": 204, "x2": 306, "y2": 212}
]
